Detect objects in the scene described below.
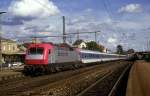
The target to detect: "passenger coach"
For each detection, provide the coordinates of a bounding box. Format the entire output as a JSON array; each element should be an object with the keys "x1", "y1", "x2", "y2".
[{"x1": 76, "y1": 49, "x2": 125, "y2": 63}]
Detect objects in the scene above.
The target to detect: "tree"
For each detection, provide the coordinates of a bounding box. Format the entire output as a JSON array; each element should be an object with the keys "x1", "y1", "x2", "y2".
[
  {"x1": 97, "y1": 44, "x2": 105, "y2": 52},
  {"x1": 86, "y1": 41, "x2": 104, "y2": 52},
  {"x1": 144, "y1": 53, "x2": 150, "y2": 62},
  {"x1": 127, "y1": 49, "x2": 135, "y2": 54},
  {"x1": 116, "y1": 45, "x2": 123, "y2": 54}
]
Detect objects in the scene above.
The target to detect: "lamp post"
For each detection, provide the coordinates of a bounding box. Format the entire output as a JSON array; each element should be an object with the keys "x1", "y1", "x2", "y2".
[
  {"x1": 62, "y1": 16, "x2": 66, "y2": 43},
  {"x1": 0, "y1": 12, "x2": 6, "y2": 71}
]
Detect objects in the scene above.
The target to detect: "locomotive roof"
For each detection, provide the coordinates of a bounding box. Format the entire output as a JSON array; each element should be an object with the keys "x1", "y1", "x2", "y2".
[{"x1": 29, "y1": 42, "x2": 74, "y2": 50}]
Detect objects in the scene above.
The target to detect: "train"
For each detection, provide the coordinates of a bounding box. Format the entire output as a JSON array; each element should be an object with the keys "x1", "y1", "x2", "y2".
[{"x1": 23, "y1": 43, "x2": 126, "y2": 76}]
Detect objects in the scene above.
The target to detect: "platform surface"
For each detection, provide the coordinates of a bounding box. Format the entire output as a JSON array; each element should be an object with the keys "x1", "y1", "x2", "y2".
[{"x1": 126, "y1": 60, "x2": 150, "y2": 96}]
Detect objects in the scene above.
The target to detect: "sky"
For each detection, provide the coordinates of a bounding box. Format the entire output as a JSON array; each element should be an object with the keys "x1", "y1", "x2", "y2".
[{"x1": 0, "y1": 0, "x2": 150, "y2": 52}]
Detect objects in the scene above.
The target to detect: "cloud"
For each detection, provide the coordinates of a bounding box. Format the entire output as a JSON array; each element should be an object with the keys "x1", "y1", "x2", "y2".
[
  {"x1": 2, "y1": 1, "x2": 150, "y2": 51},
  {"x1": 8, "y1": 0, "x2": 60, "y2": 18},
  {"x1": 0, "y1": 17, "x2": 23, "y2": 26},
  {"x1": 107, "y1": 37, "x2": 117, "y2": 43},
  {"x1": 22, "y1": 16, "x2": 62, "y2": 33},
  {"x1": 23, "y1": 24, "x2": 57, "y2": 33},
  {"x1": 85, "y1": 8, "x2": 93, "y2": 12},
  {"x1": 118, "y1": 4, "x2": 142, "y2": 13},
  {"x1": 115, "y1": 21, "x2": 143, "y2": 30},
  {"x1": 67, "y1": 16, "x2": 87, "y2": 25}
]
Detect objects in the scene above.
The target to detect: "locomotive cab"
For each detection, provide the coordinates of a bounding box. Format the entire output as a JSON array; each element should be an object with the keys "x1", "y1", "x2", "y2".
[
  {"x1": 25, "y1": 44, "x2": 52, "y2": 65},
  {"x1": 28, "y1": 47, "x2": 44, "y2": 59}
]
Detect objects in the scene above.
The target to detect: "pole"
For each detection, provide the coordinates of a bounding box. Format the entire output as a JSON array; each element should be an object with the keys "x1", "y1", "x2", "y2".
[
  {"x1": 147, "y1": 39, "x2": 149, "y2": 51},
  {"x1": 95, "y1": 32, "x2": 97, "y2": 43},
  {"x1": 77, "y1": 30, "x2": 79, "y2": 40},
  {"x1": 0, "y1": 12, "x2": 6, "y2": 71},
  {"x1": 62, "y1": 16, "x2": 66, "y2": 43},
  {"x1": 0, "y1": 17, "x2": 2, "y2": 71},
  {"x1": 149, "y1": 40, "x2": 150, "y2": 51}
]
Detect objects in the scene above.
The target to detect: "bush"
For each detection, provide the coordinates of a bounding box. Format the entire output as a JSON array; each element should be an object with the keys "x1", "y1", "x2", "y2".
[{"x1": 144, "y1": 54, "x2": 150, "y2": 62}]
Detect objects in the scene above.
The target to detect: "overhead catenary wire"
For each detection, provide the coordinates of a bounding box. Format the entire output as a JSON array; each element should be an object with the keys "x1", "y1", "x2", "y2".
[
  {"x1": 103, "y1": 0, "x2": 123, "y2": 45},
  {"x1": 33, "y1": 0, "x2": 102, "y2": 43},
  {"x1": 103, "y1": 0, "x2": 114, "y2": 20}
]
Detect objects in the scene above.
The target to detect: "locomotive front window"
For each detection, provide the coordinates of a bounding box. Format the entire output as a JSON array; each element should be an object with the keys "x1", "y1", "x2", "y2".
[{"x1": 28, "y1": 48, "x2": 44, "y2": 54}]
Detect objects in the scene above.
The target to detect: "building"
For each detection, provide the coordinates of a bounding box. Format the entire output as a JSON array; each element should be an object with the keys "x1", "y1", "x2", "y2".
[
  {"x1": 1, "y1": 37, "x2": 19, "y2": 54},
  {"x1": 0, "y1": 37, "x2": 25, "y2": 66},
  {"x1": 73, "y1": 39, "x2": 87, "y2": 49},
  {"x1": 102, "y1": 47, "x2": 108, "y2": 53}
]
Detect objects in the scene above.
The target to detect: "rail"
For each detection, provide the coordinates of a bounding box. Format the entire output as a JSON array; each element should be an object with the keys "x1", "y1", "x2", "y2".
[
  {"x1": 76, "y1": 71, "x2": 112, "y2": 96},
  {"x1": 108, "y1": 64, "x2": 131, "y2": 96}
]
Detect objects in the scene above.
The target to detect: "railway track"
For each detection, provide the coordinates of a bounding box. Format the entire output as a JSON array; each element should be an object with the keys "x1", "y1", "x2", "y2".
[
  {"x1": 20, "y1": 67, "x2": 110, "y2": 96},
  {"x1": 0, "y1": 61, "x2": 131, "y2": 96},
  {"x1": 108, "y1": 64, "x2": 131, "y2": 96},
  {"x1": 20, "y1": 61, "x2": 130, "y2": 96},
  {"x1": 76, "y1": 62, "x2": 131, "y2": 96},
  {"x1": 0, "y1": 62, "x2": 111, "y2": 95}
]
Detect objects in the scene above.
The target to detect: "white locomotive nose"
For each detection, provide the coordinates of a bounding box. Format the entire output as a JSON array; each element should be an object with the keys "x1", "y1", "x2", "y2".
[
  {"x1": 26, "y1": 47, "x2": 44, "y2": 60},
  {"x1": 26, "y1": 54, "x2": 44, "y2": 60}
]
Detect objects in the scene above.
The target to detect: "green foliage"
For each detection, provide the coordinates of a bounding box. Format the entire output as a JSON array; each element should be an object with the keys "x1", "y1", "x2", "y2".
[
  {"x1": 127, "y1": 49, "x2": 135, "y2": 54},
  {"x1": 116, "y1": 45, "x2": 124, "y2": 54},
  {"x1": 86, "y1": 41, "x2": 104, "y2": 52},
  {"x1": 144, "y1": 54, "x2": 150, "y2": 62}
]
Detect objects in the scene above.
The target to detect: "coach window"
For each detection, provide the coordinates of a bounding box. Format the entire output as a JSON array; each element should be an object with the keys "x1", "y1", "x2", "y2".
[
  {"x1": 82, "y1": 54, "x2": 84, "y2": 58},
  {"x1": 99, "y1": 54, "x2": 101, "y2": 58},
  {"x1": 103, "y1": 55, "x2": 106, "y2": 58},
  {"x1": 81, "y1": 53, "x2": 84, "y2": 58},
  {"x1": 82, "y1": 53, "x2": 84, "y2": 58},
  {"x1": 92, "y1": 54, "x2": 94, "y2": 58},
  {"x1": 90, "y1": 54, "x2": 92, "y2": 58},
  {"x1": 84, "y1": 54, "x2": 86, "y2": 58},
  {"x1": 96, "y1": 54, "x2": 98, "y2": 58},
  {"x1": 85, "y1": 53, "x2": 87, "y2": 58}
]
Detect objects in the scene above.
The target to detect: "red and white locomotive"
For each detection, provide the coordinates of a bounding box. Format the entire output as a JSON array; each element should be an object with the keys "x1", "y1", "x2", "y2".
[{"x1": 24, "y1": 43, "x2": 125, "y2": 75}]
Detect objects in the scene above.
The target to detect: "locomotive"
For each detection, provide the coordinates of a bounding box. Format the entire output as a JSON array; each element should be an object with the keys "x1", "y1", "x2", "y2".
[{"x1": 23, "y1": 43, "x2": 126, "y2": 75}]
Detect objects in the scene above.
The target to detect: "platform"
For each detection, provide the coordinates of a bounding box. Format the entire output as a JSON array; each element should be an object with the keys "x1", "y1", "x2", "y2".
[{"x1": 126, "y1": 60, "x2": 150, "y2": 96}]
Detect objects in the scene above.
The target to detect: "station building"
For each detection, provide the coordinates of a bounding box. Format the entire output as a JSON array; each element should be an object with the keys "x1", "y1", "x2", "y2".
[{"x1": 0, "y1": 37, "x2": 26, "y2": 66}]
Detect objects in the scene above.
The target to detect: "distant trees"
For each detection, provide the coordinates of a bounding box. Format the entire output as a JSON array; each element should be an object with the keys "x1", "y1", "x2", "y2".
[
  {"x1": 144, "y1": 53, "x2": 150, "y2": 62},
  {"x1": 97, "y1": 44, "x2": 105, "y2": 52},
  {"x1": 116, "y1": 45, "x2": 136, "y2": 55},
  {"x1": 86, "y1": 41, "x2": 104, "y2": 52},
  {"x1": 116, "y1": 45, "x2": 124, "y2": 54},
  {"x1": 127, "y1": 49, "x2": 135, "y2": 54}
]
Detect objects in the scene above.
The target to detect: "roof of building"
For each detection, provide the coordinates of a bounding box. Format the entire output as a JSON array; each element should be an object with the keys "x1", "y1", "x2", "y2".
[
  {"x1": 0, "y1": 37, "x2": 15, "y2": 42},
  {"x1": 73, "y1": 39, "x2": 85, "y2": 45}
]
